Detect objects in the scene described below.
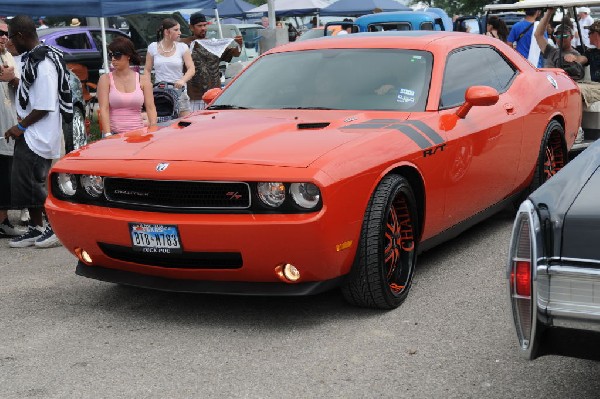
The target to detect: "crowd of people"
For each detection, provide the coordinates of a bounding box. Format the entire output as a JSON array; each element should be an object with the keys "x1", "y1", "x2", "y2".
[{"x1": 0, "y1": 11, "x2": 243, "y2": 249}]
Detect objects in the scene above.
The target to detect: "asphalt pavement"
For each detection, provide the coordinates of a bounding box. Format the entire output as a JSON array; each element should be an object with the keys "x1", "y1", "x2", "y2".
[{"x1": 1, "y1": 210, "x2": 600, "y2": 398}]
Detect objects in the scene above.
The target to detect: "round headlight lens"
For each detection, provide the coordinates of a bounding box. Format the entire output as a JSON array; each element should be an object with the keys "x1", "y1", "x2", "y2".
[
  {"x1": 80, "y1": 175, "x2": 104, "y2": 198},
  {"x1": 257, "y1": 182, "x2": 286, "y2": 207},
  {"x1": 290, "y1": 183, "x2": 321, "y2": 209},
  {"x1": 57, "y1": 173, "x2": 77, "y2": 197}
]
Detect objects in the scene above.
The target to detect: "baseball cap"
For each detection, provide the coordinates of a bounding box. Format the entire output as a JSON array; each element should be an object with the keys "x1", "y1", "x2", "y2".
[
  {"x1": 190, "y1": 12, "x2": 208, "y2": 25},
  {"x1": 586, "y1": 20, "x2": 600, "y2": 34},
  {"x1": 577, "y1": 7, "x2": 591, "y2": 14}
]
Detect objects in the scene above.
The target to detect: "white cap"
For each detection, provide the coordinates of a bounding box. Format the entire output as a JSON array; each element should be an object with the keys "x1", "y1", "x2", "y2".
[{"x1": 577, "y1": 7, "x2": 591, "y2": 14}]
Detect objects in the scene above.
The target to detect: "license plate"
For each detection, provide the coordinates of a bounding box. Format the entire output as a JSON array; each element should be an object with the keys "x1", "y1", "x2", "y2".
[{"x1": 129, "y1": 223, "x2": 182, "y2": 254}]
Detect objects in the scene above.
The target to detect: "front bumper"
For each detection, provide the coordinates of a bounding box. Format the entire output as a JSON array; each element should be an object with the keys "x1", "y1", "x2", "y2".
[
  {"x1": 46, "y1": 197, "x2": 362, "y2": 290},
  {"x1": 76, "y1": 262, "x2": 345, "y2": 295}
]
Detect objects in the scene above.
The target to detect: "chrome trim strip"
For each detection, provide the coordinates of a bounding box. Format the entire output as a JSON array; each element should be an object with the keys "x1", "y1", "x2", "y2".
[{"x1": 560, "y1": 257, "x2": 600, "y2": 265}]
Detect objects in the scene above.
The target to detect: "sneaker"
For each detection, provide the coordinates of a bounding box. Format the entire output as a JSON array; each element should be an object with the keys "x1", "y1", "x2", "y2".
[
  {"x1": 575, "y1": 127, "x2": 585, "y2": 145},
  {"x1": 34, "y1": 224, "x2": 61, "y2": 248},
  {"x1": 20, "y1": 209, "x2": 30, "y2": 224},
  {"x1": 9, "y1": 225, "x2": 44, "y2": 248},
  {"x1": 0, "y1": 219, "x2": 25, "y2": 237}
]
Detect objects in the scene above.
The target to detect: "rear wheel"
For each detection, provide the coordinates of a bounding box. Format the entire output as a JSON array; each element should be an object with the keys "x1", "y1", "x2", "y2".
[
  {"x1": 63, "y1": 106, "x2": 87, "y2": 154},
  {"x1": 531, "y1": 120, "x2": 566, "y2": 191},
  {"x1": 342, "y1": 175, "x2": 419, "y2": 309}
]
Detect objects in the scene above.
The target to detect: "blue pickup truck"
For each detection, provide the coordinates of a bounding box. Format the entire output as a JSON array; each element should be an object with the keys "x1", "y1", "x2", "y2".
[{"x1": 325, "y1": 9, "x2": 452, "y2": 34}]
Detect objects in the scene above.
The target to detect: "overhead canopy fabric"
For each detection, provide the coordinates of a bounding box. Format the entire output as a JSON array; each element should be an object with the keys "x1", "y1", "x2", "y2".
[
  {"x1": 246, "y1": 0, "x2": 330, "y2": 17},
  {"x1": 203, "y1": 0, "x2": 255, "y2": 18},
  {"x1": 0, "y1": 0, "x2": 217, "y2": 17},
  {"x1": 320, "y1": 0, "x2": 411, "y2": 17}
]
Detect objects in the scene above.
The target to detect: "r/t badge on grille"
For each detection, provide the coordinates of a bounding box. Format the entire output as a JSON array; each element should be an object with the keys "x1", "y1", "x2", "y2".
[{"x1": 156, "y1": 162, "x2": 169, "y2": 172}]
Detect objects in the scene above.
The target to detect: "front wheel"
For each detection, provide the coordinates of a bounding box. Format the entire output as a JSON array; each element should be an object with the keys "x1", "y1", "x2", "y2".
[
  {"x1": 530, "y1": 120, "x2": 567, "y2": 192},
  {"x1": 342, "y1": 175, "x2": 419, "y2": 309}
]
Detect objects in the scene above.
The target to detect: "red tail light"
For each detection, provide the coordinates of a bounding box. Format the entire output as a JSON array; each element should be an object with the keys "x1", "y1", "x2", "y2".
[{"x1": 512, "y1": 261, "x2": 531, "y2": 297}]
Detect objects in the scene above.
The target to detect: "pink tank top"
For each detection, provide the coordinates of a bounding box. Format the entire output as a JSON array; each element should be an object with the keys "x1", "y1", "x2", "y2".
[{"x1": 109, "y1": 72, "x2": 144, "y2": 134}]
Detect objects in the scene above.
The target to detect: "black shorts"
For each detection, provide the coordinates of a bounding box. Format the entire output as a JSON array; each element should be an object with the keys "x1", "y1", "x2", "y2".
[
  {"x1": 11, "y1": 135, "x2": 52, "y2": 209},
  {"x1": 0, "y1": 154, "x2": 12, "y2": 210}
]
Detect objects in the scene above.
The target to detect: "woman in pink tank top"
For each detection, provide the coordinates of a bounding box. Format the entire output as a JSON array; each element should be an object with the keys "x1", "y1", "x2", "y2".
[{"x1": 98, "y1": 37, "x2": 157, "y2": 137}]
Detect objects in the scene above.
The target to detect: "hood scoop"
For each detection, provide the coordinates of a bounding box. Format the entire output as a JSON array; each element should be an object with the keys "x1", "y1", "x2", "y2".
[{"x1": 297, "y1": 122, "x2": 330, "y2": 130}]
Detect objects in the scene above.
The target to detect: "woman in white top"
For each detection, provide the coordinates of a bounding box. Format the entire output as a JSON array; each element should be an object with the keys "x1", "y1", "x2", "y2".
[{"x1": 145, "y1": 18, "x2": 195, "y2": 117}]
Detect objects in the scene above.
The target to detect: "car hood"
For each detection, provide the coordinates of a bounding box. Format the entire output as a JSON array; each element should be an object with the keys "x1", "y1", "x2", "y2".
[{"x1": 75, "y1": 110, "x2": 412, "y2": 167}]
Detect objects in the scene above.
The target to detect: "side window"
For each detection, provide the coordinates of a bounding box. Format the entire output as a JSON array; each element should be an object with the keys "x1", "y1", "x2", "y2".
[
  {"x1": 420, "y1": 22, "x2": 434, "y2": 30},
  {"x1": 368, "y1": 22, "x2": 411, "y2": 32},
  {"x1": 55, "y1": 33, "x2": 92, "y2": 50},
  {"x1": 440, "y1": 46, "x2": 517, "y2": 108},
  {"x1": 91, "y1": 31, "x2": 127, "y2": 51}
]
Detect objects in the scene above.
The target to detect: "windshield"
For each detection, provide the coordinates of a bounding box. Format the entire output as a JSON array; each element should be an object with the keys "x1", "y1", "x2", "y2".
[{"x1": 211, "y1": 49, "x2": 432, "y2": 111}]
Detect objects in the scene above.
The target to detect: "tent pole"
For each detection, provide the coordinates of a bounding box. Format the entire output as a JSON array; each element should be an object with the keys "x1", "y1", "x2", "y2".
[
  {"x1": 268, "y1": 0, "x2": 275, "y2": 29},
  {"x1": 215, "y1": 8, "x2": 223, "y2": 39},
  {"x1": 100, "y1": 17, "x2": 109, "y2": 74}
]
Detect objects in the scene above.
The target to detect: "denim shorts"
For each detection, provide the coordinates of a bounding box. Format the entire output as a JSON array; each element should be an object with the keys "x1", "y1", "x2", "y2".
[
  {"x1": 11, "y1": 135, "x2": 52, "y2": 209},
  {"x1": 0, "y1": 154, "x2": 12, "y2": 210}
]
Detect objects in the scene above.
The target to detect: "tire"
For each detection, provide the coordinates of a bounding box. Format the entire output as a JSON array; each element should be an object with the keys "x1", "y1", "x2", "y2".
[
  {"x1": 342, "y1": 174, "x2": 419, "y2": 309},
  {"x1": 530, "y1": 120, "x2": 567, "y2": 192},
  {"x1": 63, "y1": 106, "x2": 87, "y2": 154}
]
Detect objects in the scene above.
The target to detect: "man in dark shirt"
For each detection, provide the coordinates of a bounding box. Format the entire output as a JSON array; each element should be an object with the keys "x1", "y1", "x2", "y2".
[
  {"x1": 182, "y1": 12, "x2": 242, "y2": 111},
  {"x1": 535, "y1": 8, "x2": 585, "y2": 81},
  {"x1": 571, "y1": 20, "x2": 600, "y2": 82}
]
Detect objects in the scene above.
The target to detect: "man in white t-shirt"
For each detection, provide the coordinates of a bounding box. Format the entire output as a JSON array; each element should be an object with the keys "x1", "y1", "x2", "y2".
[
  {"x1": 3, "y1": 15, "x2": 69, "y2": 249},
  {"x1": 573, "y1": 7, "x2": 595, "y2": 51}
]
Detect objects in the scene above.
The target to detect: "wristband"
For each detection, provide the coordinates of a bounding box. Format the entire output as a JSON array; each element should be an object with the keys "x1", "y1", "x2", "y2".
[
  {"x1": 103, "y1": 132, "x2": 113, "y2": 138},
  {"x1": 16, "y1": 123, "x2": 26, "y2": 132}
]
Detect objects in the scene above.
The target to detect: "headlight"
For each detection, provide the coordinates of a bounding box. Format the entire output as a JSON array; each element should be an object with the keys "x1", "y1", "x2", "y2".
[
  {"x1": 290, "y1": 183, "x2": 321, "y2": 209},
  {"x1": 80, "y1": 175, "x2": 104, "y2": 198},
  {"x1": 57, "y1": 173, "x2": 77, "y2": 197},
  {"x1": 257, "y1": 182, "x2": 286, "y2": 207}
]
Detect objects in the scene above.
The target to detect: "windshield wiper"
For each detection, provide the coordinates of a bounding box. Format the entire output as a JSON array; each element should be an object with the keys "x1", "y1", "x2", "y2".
[{"x1": 207, "y1": 105, "x2": 250, "y2": 110}]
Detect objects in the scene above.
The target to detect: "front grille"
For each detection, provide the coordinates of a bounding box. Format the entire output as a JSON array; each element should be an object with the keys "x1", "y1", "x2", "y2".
[
  {"x1": 99, "y1": 243, "x2": 243, "y2": 269},
  {"x1": 104, "y1": 178, "x2": 251, "y2": 209}
]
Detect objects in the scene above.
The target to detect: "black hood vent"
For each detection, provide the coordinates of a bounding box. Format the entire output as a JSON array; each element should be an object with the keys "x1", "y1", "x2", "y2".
[{"x1": 297, "y1": 122, "x2": 330, "y2": 130}]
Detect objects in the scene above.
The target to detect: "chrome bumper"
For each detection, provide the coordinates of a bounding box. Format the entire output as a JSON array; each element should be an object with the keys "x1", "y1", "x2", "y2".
[{"x1": 537, "y1": 263, "x2": 600, "y2": 332}]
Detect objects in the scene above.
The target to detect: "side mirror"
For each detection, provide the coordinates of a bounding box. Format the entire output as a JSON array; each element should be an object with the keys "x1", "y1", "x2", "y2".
[
  {"x1": 202, "y1": 88, "x2": 223, "y2": 107},
  {"x1": 455, "y1": 85, "x2": 499, "y2": 119}
]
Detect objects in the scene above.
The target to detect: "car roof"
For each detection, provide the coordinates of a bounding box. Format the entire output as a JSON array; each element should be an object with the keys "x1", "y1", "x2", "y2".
[
  {"x1": 38, "y1": 27, "x2": 122, "y2": 37},
  {"x1": 268, "y1": 31, "x2": 496, "y2": 53},
  {"x1": 485, "y1": 0, "x2": 600, "y2": 11},
  {"x1": 356, "y1": 10, "x2": 440, "y2": 23}
]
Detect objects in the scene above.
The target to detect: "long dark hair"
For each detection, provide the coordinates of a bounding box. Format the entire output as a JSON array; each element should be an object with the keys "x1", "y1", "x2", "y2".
[
  {"x1": 108, "y1": 36, "x2": 141, "y2": 65},
  {"x1": 156, "y1": 18, "x2": 178, "y2": 42},
  {"x1": 487, "y1": 16, "x2": 509, "y2": 42}
]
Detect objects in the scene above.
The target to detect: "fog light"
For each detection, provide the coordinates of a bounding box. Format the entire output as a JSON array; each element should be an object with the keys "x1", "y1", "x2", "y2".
[
  {"x1": 75, "y1": 247, "x2": 93, "y2": 265},
  {"x1": 283, "y1": 263, "x2": 300, "y2": 281},
  {"x1": 275, "y1": 263, "x2": 301, "y2": 283}
]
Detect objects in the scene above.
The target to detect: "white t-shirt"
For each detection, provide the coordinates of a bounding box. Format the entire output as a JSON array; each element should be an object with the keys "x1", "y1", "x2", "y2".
[
  {"x1": 148, "y1": 41, "x2": 189, "y2": 84},
  {"x1": 16, "y1": 57, "x2": 62, "y2": 159}
]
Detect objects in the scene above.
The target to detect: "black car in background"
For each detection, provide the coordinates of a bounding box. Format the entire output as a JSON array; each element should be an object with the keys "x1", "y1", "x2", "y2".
[{"x1": 508, "y1": 140, "x2": 600, "y2": 360}]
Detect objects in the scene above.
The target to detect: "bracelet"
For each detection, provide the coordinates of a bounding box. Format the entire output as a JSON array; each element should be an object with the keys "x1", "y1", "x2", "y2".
[{"x1": 16, "y1": 123, "x2": 27, "y2": 132}]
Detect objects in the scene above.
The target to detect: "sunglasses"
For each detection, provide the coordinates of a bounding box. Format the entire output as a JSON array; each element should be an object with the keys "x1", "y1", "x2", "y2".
[
  {"x1": 555, "y1": 34, "x2": 571, "y2": 39},
  {"x1": 0, "y1": 30, "x2": 7, "y2": 37},
  {"x1": 108, "y1": 51, "x2": 124, "y2": 60}
]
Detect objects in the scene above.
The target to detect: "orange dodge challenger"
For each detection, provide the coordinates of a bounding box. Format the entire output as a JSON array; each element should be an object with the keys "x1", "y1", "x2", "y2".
[{"x1": 47, "y1": 31, "x2": 581, "y2": 309}]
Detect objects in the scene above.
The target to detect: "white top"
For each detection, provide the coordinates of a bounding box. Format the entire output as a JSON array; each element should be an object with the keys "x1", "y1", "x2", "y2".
[
  {"x1": 148, "y1": 41, "x2": 189, "y2": 84},
  {"x1": 573, "y1": 14, "x2": 595, "y2": 48},
  {"x1": 16, "y1": 57, "x2": 62, "y2": 159},
  {"x1": 0, "y1": 51, "x2": 19, "y2": 156}
]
